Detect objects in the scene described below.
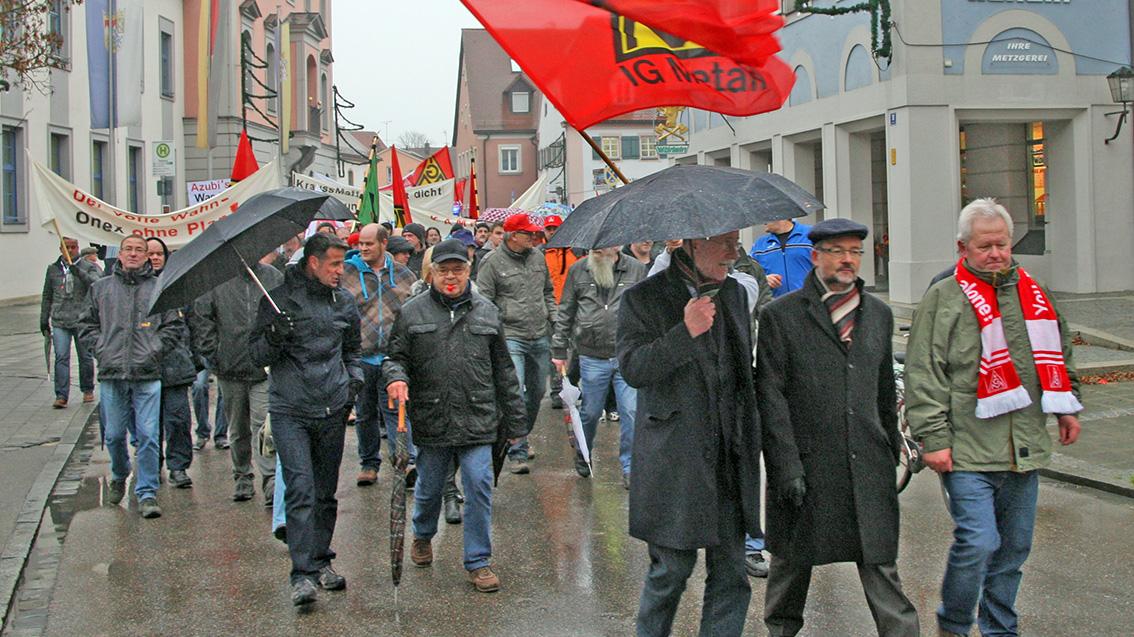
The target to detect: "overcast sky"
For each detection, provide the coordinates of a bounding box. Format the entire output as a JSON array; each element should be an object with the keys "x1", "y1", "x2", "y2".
[{"x1": 332, "y1": 0, "x2": 481, "y2": 149}]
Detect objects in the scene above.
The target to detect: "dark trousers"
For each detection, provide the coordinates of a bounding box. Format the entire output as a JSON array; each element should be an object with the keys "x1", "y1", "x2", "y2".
[
  {"x1": 272, "y1": 409, "x2": 347, "y2": 584},
  {"x1": 764, "y1": 556, "x2": 919, "y2": 637},
  {"x1": 637, "y1": 496, "x2": 750, "y2": 637},
  {"x1": 160, "y1": 385, "x2": 193, "y2": 471}
]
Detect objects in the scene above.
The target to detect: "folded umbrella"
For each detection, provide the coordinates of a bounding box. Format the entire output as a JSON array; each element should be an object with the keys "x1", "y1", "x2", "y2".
[
  {"x1": 390, "y1": 400, "x2": 409, "y2": 603},
  {"x1": 547, "y1": 165, "x2": 823, "y2": 250},
  {"x1": 148, "y1": 188, "x2": 330, "y2": 315},
  {"x1": 558, "y1": 375, "x2": 590, "y2": 469}
]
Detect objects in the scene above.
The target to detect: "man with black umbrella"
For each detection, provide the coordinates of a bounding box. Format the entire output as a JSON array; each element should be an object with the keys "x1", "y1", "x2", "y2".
[
  {"x1": 249, "y1": 232, "x2": 363, "y2": 607},
  {"x1": 384, "y1": 239, "x2": 528, "y2": 593},
  {"x1": 618, "y1": 230, "x2": 764, "y2": 636},
  {"x1": 757, "y1": 219, "x2": 918, "y2": 637}
]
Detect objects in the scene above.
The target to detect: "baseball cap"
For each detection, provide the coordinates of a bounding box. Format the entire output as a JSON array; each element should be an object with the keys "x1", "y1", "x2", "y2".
[
  {"x1": 543, "y1": 215, "x2": 563, "y2": 228},
  {"x1": 386, "y1": 236, "x2": 414, "y2": 254},
  {"x1": 431, "y1": 238, "x2": 470, "y2": 264},
  {"x1": 503, "y1": 213, "x2": 543, "y2": 234}
]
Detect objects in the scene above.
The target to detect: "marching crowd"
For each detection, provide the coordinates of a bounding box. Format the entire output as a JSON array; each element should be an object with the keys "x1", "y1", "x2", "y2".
[{"x1": 40, "y1": 198, "x2": 1081, "y2": 636}]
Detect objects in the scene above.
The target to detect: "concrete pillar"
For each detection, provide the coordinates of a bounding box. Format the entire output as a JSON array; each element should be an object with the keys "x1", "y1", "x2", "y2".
[{"x1": 887, "y1": 106, "x2": 959, "y2": 303}]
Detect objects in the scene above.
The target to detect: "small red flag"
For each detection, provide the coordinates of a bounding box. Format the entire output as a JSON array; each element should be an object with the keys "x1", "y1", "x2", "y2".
[
  {"x1": 467, "y1": 159, "x2": 480, "y2": 221},
  {"x1": 461, "y1": 0, "x2": 794, "y2": 131},
  {"x1": 409, "y1": 147, "x2": 455, "y2": 186},
  {"x1": 390, "y1": 146, "x2": 413, "y2": 227},
  {"x1": 230, "y1": 128, "x2": 259, "y2": 182}
]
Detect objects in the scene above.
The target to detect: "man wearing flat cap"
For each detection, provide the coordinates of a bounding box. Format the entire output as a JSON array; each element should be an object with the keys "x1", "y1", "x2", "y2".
[{"x1": 757, "y1": 218, "x2": 919, "y2": 636}]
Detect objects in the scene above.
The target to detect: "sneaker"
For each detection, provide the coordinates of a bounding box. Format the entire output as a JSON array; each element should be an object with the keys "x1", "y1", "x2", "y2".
[
  {"x1": 232, "y1": 477, "x2": 254, "y2": 502},
  {"x1": 608, "y1": 411, "x2": 620, "y2": 422},
  {"x1": 507, "y1": 457, "x2": 530, "y2": 475},
  {"x1": 273, "y1": 525, "x2": 287, "y2": 543},
  {"x1": 291, "y1": 578, "x2": 317, "y2": 606},
  {"x1": 745, "y1": 552, "x2": 769, "y2": 578},
  {"x1": 82, "y1": 391, "x2": 95, "y2": 403},
  {"x1": 215, "y1": 439, "x2": 231, "y2": 450},
  {"x1": 574, "y1": 456, "x2": 591, "y2": 478},
  {"x1": 139, "y1": 497, "x2": 162, "y2": 519},
  {"x1": 467, "y1": 566, "x2": 501, "y2": 593},
  {"x1": 356, "y1": 467, "x2": 378, "y2": 486},
  {"x1": 410, "y1": 538, "x2": 433, "y2": 567},
  {"x1": 169, "y1": 470, "x2": 193, "y2": 489},
  {"x1": 550, "y1": 394, "x2": 564, "y2": 409},
  {"x1": 317, "y1": 565, "x2": 346, "y2": 591},
  {"x1": 192, "y1": 438, "x2": 208, "y2": 451},
  {"x1": 52, "y1": 398, "x2": 67, "y2": 409},
  {"x1": 621, "y1": 472, "x2": 631, "y2": 491},
  {"x1": 107, "y1": 479, "x2": 126, "y2": 505}
]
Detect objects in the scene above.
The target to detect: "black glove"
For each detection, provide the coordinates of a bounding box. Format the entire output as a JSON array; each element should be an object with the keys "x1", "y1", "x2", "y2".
[
  {"x1": 347, "y1": 378, "x2": 364, "y2": 405},
  {"x1": 777, "y1": 476, "x2": 807, "y2": 508},
  {"x1": 266, "y1": 311, "x2": 296, "y2": 345}
]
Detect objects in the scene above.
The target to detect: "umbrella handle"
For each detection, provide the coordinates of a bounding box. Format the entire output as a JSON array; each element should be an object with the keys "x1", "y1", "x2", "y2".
[
  {"x1": 237, "y1": 252, "x2": 282, "y2": 314},
  {"x1": 397, "y1": 401, "x2": 406, "y2": 434}
]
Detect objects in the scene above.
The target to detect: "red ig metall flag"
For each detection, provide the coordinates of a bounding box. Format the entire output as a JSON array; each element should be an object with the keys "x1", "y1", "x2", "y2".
[{"x1": 461, "y1": 0, "x2": 794, "y2": 131}]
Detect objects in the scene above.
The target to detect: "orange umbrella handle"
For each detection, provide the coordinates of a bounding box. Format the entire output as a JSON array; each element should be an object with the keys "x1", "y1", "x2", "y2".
[{"x1": 397, "y1": 401, "x2": 407, "y2": 434}]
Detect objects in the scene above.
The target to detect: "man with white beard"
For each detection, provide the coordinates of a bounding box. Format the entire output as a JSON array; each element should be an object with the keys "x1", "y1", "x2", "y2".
[{"x1": 552, "y1": 246, "x2": 647, "y2": 489}]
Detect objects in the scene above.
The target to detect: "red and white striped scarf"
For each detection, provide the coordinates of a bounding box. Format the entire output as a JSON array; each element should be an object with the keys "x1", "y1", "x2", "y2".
[{"x1": 954, "y1": 259, "x2": 1082, "y2": 419}]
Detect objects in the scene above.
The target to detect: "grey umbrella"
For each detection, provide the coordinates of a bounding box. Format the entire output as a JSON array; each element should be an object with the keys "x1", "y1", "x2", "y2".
[
  {"x1": 546, "y1": 165, "x2": 823, "y2": 250},
  {"x1": 314, "y1": 196, "x2": 355, "y2": 222},
  {"x1": 148, "y1": 187, "x2": 329, "y2": 315}
]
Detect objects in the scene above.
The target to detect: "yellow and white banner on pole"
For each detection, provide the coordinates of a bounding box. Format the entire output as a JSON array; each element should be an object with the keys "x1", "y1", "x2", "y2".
[{"x1": 34, "y1": 159, "x2": 280, "y2": 248}]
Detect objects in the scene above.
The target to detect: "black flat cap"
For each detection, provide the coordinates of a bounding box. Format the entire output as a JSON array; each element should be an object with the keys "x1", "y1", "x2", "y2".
[
  {"x1": 386, "y1": 236, "x2": 414, "y2": 254},
  {"x1": 431, "y1": 238, "x2": 470, "y2": 264},
  {"x1": 808, "y1": 218, "x2": 869, "y2": 243}
]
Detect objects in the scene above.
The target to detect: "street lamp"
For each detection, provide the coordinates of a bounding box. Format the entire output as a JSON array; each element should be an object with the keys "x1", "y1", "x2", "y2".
[{"x1": 1104, "y1": 66, "x2": 1133, "y2": 144}]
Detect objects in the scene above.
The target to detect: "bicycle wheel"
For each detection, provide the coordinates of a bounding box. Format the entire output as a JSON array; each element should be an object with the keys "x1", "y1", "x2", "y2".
[{"x1": 896, "y1": 436, "x2": 914, "y2": 493}]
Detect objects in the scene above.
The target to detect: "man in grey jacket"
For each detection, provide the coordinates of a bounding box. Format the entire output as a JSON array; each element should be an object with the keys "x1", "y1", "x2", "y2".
[
  {"x1": 79, "y1": 235, "x2": 184, "y2": 519},
  {"x1": 476, "y1": 213, "x2": 556, "y2": 475},
  {"x1": 551, "y1": 246, "x2": 646, "y2": 488},
  {"x1": 41, "y1": 237, "x2": 101, "y2": 408},
  {"x1": 192, "y1": 250, "x2": 283, "y2": 504}
]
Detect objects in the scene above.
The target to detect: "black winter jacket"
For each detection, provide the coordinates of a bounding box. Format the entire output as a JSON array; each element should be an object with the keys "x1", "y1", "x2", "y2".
[
  {"x1": 382, "y1": 285, "x2": 528, "y2": 447},
  {"x1": 41, "y1": 257, "x2": 102, "y2": 331},
  {"x1": 192, "y1": 263, "x2": 284, "y2": 381},
  {"x1": 78, "y1": 262, "x2": 184, "y2": 381},
  {"x1": 249, "y1": 265, "x2": 363, "y2": 418},
  {"x1": 551, "y1": 254, "x2": 647, "y2": 360}
]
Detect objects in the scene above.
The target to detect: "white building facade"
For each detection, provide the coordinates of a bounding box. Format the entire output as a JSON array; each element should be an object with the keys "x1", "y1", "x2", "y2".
[
  {"x1": 1, "y1": 0, "x2": 187, "y2": 302},
  {"x1": 679, "y1": 0, "x2": 1134, "y2": 303}
]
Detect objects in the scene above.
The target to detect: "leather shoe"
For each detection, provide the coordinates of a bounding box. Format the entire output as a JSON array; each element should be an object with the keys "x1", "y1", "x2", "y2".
[
  {"x1": 169, "y1": 470, "x2": 193, "y2": 488},
  {"x1": 317, "y1": 565, "x2": 346, "y2": 591},
  {"x1": 574, "y1": 456, "x2": 591, "y2": 478},
  {"x1": 82, "y1": 391, "x2": 95, "y2": 403},
  {"x1": 405, "y1": 465, "x2": 417, "y2": 489},
  {"x1": 444, "y1": 495, "x2": 463, "y2": 524},
  {"x1": 139, "y1": 497, "x2": 162, "y2": 519},
  {"x1": 467, "y1": 566, "x2": 500, "y2": 593},
  {"x1": 52, "y1": 398, "x2": 67, "y2": 409},
  {"x1": 107, "y1": 479, "x2": 126, "y2": 505},
  {"x1": 192, "y1": 438, "x2": 207, "y2": 451},
  {"x1": 233, "y1": 477, "x2": 254, "y2": 502},
  {"x1": 410, "y1": 538, "x2": 433, "y2": 567},
  {"x1": 508, "y1": 457, "x2": 530, "y2": 475},
  {"x1": 291, "y1": 578, "x2": 317, "y2": 606},
  {"x1": 745, "y1": 552, "x2": 768, "y2": 578},
  {"x1": 356, "y1": 467, "x2": 378, "y2": 486},
  {"x1": 215, "y1": 439, "x2": 230, "y2": 450},
  {"x1": 273, "y1": 525, "x2": 287, "y2": 543}
]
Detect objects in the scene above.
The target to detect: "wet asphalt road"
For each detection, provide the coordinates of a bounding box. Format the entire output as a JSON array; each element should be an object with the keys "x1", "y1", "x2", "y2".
[{"x1": 6, "y1": 400, "x2": 1134, "y2": 637}]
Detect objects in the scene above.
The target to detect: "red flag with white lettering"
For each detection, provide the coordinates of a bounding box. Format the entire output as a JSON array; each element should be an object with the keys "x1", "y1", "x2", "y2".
[{"x1": 460, "y1": 0, "x2": 793, "y2": 130}]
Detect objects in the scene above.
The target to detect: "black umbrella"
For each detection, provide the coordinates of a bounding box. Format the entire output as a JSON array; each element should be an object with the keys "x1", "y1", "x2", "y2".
[
  {"x1": 547, "y1": 165, "x2": 824, "y2": 250},
  {"x1": 148, "y1": 187, "x2": 330, "y2": 314},
  {"x1": 314, "y1": 196, "x2": 355, "y2": 222}
]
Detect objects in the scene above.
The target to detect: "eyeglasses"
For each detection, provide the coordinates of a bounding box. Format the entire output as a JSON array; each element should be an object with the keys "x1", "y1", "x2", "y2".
[
  {"x1": 434, "y1": 265, "x2": 468, "y2": 276},
  {"x1": 815, "y1": 247, "x2": 865, "y2": 258}
]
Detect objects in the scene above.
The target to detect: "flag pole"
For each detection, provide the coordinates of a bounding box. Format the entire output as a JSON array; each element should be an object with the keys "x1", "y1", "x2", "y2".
[{"x1": 577, "y1": 128, "x2": 629, "y2": 185}]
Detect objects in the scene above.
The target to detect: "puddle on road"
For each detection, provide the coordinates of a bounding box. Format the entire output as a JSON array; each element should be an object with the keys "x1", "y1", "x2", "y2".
[{"x1": 2, "y1": 420, "x2": 105, "y2": 637}]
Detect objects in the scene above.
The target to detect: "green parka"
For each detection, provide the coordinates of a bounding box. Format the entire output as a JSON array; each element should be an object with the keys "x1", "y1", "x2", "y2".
[{"x1": 905, "y1": 263, "x2": 1080, "y2": 472}]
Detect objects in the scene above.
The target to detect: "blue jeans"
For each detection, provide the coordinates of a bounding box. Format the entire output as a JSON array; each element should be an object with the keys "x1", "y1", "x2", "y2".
[
  {"x1": 356, "y1": 362, "x2": 416, "y2": 470},
  {"x1": 272, "y1": 454, "x2": 287, "y2": 534},
  {"x1": 413, "y1": 444, "x2": 494, "y2": 571},
  {"x1": 101, "y1": 379, "x2": 162, "y2": 500},
  {"x1": 272, "y1": 409, "x2": 348, "y2": 584},
  {"x1": 191, "y1": 370, "x2": 228, "y2": 442},
  {"x1": 938, "y1": 470, "x2": 1039, "y2": 637},
  {"x1": 578, "y1": 355, "x2": 636, "y2": 473},
  {"x1": 505, "y1": 337, "x2": 549, "y2": 461},
  {"x1": 52, "y1": 326, "x2": 94, "y2": 401}
]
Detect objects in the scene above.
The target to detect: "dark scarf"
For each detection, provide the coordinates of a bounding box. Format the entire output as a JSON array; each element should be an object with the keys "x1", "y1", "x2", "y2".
[
  {"x1": 670, "y1": 246, "x2": 724, "y2": 298},
  {"x1": 430, "y1": 281, "x2": 473, "y2": 311}
]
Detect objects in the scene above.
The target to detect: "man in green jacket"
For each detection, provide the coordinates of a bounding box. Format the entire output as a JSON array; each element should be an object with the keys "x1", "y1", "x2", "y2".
[{"x1": 905, "y1": 198, "x2": 1082, "y2": 637}]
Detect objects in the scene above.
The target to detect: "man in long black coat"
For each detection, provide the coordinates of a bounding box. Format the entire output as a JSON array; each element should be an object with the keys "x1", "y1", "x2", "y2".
[
  {"x1": 617, "y1": 231, "x2": 762, "y2": 637},
  {"x1": 757, "y1": 219, "x2": 918, "y2": 637}
]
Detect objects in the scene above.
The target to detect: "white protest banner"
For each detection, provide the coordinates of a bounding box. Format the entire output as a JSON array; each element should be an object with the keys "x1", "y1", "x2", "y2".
[
  {"x1": 186, "y1": 178, "x2": 230, "y2": 204},
  {"x1": 291, "y1": 172, "x2": 472, "y2": 226},
  {"x1": 34, "y1": 158, "x2": 280, "y2": 248},
  {"x1": 291, "y1": 172, "x2": 361, "y2": 213}
]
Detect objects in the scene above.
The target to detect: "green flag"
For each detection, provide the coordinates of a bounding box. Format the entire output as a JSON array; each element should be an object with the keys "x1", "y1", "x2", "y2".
[{"x1": 357, "y1": 140, "x2": 380, "y2": 225}]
